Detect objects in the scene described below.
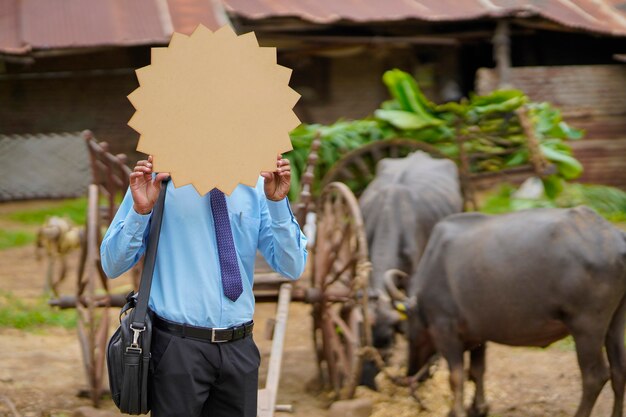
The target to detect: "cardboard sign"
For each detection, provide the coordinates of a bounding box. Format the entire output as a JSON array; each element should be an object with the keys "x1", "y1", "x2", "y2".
[{"x1": 127, "y1": 24, "x2": 301, "y2": 195}]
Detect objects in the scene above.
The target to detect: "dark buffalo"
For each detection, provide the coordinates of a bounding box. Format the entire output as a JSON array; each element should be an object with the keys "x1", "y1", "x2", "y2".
[
  {"x1": 358, "y1": 151, "x2": 462, "y2": 383},
  {"x1": 406, "y1": 207, "x2": 626, "y2": 417},
  {"x1": 360, "y1": 151, "x2": 463, "y2": 294}
]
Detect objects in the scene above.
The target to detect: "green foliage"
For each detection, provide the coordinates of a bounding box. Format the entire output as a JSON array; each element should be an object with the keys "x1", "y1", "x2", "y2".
[
  {"x1": 481, "y1": 183, "x2": 626, "y2": 222},
  {"x1": 558, "y1": 183, "x2": 626, "y2": 221},
  {"x1": 374, "y1": 109, "x2": 441, "y2": 130},
  {"x1": 382, "y1": 69, "x2": 438, "y2": 115},
  {"x1": 539, "y1": 142, "x2": 583, "y2": 180},
  {"x1": 377, "y1": 70, "x2": 583, "y2": 182},
  {"x1": 0, "y1": 197, "x2": 87, "y2": 250},
  {"x1": 376, "y1": 69, "x2": 443, "y2": 130},
  {"x1": 0, "y1": 291, "x2": 77, "y2": 330},
  {"x1": 287, "y1": 120, "x2": 394, "y2": 200},
  {"x1": 552, "y1": 336, "x2": 576, "y2": 351},
  {"x1": 7, "y1": 197, "x2": 87, "y2": 225},
  {"x1": 288, "y1": 68, "x2": 584, "y2": 200},
  {"x1": 541, "y1": 175, "x2": 565, "y2": 199},
  {"x1": 467, "y1": 89, "x2": 528, "y2": 119},
  {"x1": 0, "y1": 229, "x2": 35, "y2": 250}
]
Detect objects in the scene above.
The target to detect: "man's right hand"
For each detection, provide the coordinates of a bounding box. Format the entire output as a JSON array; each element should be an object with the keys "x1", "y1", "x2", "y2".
[{"x1": 130, "y1": 155, "x2": 170, "y2": 215}]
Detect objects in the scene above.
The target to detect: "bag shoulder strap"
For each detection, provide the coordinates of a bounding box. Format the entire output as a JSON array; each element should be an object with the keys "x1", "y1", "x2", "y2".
[{"x1": 131, "y1": 178, "x2": 168, "y2": 330}]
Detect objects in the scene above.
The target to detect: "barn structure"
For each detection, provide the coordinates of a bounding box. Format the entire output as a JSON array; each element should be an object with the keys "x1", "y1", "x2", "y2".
[{"x1": 1, "y1": 0, "x2": 625, "y2": 199}]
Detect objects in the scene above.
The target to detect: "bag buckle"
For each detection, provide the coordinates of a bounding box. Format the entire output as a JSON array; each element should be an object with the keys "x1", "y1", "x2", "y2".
[
  {"x1": 210, "y1": 327, "x2": 228, "y2": 343},
  {"x1": 127, "y1": 324, "x2": 145, "y2": 353}
]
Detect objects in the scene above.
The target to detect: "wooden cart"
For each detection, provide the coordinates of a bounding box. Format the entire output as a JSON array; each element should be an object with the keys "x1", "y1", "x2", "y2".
[{"x1": 50, "y1": 118, "x2": 549, "y2": 411}]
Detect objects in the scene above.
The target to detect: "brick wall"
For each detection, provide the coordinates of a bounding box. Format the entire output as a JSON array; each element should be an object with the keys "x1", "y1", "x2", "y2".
[
  {"x1": 476, "y1": 65, "x2": 626, "y2": 119},
  {"x1": 0, "y1": 72, "x2": 142, "y2": 160},
  {"x1": 476, "y1": 65, "x2": 626, "y2": 188}
]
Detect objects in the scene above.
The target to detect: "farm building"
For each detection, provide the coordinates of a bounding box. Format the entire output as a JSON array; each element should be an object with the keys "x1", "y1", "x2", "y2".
[{"x1": 0, "y1": 0, "x2": 625, "y2": 200}]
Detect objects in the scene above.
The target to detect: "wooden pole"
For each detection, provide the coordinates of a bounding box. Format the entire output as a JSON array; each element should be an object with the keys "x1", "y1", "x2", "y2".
[
  {"x1": 257, "y1": 283, "x2": 293, "y2": 417},
  {"x1": 493, "y1": 20, "x2": 512, "y2": 89},
  {"x1": 516, "y1": 107, "x2": 550, "y2": 176}
]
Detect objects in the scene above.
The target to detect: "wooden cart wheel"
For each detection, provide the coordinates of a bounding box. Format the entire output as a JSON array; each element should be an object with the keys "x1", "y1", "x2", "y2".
[
  {"x1": 75, "y1": 184, "x2": 111, "y2": 406},
  {"x1": 321, "y1": 139, "x2": 446, "y2": 198},
  {"x1": 311, "y1": 182, "x2": 372, "y2": 399}
]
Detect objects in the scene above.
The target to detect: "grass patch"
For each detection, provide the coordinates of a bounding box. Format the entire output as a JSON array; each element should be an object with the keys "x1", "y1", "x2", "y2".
[
  {"x1": 6, "y1": 197, "x2": 88, "y2": 225},
  {"x1": 0, "y1": 229, "x2": 35, "y2": 250},
  {"x1": 551, "y1": 336, "x2": 575, "y2": 351},
  {"x1": 0, "y1": 291, "x2": 76, "y2": 330},
  {"x1": 550, "y1": 334, "x2": 626, "y2": 352},
  {"x1": 0, "y1": 197, "x2": 91, "y2": 250}
]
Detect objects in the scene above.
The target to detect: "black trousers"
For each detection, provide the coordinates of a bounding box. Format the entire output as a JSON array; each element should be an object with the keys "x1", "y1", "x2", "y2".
[{"x1": 149, "y1": 325, "x2": 260, "y2": 417}]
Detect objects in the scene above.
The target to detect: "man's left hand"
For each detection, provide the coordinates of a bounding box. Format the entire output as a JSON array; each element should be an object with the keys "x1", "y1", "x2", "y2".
[{"x1": 261, "y1": 154, "x2": 291, "y2": 201}]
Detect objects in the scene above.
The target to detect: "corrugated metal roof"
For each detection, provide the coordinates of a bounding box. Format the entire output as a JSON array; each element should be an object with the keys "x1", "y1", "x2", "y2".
[
  {"x1": 0, "y1": 0, "x2": 227, "y2": 54},
  {"x1": 20, "y1": 0, "x2": 167, "y2": 48},
  {"x1": 0, "y1": 0, "x2": 26, "y2": 54},
  {"x1": 223, "y1": 0, "x2": 626, "y2": 36},
  {"x1": 1, "y1": 0, "x2": 625, "y2": 55},
  {"x1": 166, "y1": 0, "x2": 224, "y2": 36},
  {"x1": 0, "y1": 0, "x2": 172, "y2": 55}
]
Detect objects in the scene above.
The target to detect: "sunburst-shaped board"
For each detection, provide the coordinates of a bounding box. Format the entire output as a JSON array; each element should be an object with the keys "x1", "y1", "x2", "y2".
[{"x1": 127, "y1": 24, "x2": 301, "y2": 195}]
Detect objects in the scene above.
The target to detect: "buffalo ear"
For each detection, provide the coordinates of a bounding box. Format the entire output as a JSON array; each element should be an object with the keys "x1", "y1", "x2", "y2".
[{"x1": 406, "y1": 295, "x2": 418, "y2": 312}]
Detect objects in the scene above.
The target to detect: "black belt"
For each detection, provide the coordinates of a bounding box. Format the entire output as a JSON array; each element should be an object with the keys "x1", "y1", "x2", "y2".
[{"x1": 153, "y1": 315, "x2": 253, "y2": 343}]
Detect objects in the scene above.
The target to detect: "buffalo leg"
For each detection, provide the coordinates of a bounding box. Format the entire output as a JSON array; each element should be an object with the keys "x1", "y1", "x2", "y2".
[
  {"x1": 570, "y1": 321, "x2": 611, "y2": 417},
  {"x1": 433, "y1": 325, "x2": 466, "y2": 417},
  {"x1": 468, "y1": 344, "x2": 488, "y2": 417},
  {"x1": 606, "y1": 296, "x2": 626, "y2": 417}
]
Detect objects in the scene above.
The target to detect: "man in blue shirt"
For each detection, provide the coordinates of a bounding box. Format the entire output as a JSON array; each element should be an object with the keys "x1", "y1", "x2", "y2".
[{"x1": 101, "y1": 154, "x2": 307, "y2": 417}]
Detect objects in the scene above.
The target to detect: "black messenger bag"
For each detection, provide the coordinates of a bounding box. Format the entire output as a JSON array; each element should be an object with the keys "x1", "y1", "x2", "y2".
[{"x1": 107, "y1": 181, "x2": 167, "y2": 414}]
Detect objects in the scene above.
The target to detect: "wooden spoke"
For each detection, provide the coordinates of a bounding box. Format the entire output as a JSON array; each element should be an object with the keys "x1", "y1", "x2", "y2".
[
  {"x1": 327, "y1": 257, "x2": 357, "y2": 287},
  {"x1": 311, "y1": 182, "x2": 372, "y2": 400}
]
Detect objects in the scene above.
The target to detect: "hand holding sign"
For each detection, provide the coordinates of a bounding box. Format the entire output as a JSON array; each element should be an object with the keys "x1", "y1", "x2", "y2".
[
  {"x1": 127, "y1": 25, "x2": 301, "y2": 196},
  {"x1": 262, "y1": 154, "x2": 291, "y2": 201}
]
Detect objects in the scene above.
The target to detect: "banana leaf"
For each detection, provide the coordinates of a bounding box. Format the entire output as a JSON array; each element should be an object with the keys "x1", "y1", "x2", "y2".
[
  {"x1": 539, "y1": 143, "x2": 583, "y2": 180},
  {"x1": 380, "y1": 99, "x2": 401, "y2": 110},
  {"x1": 287, "y1": 68, "x2": 586, "y2": 200},
  {"x1": 382, "y1": 69, "x2": 440, "y2": 123},
  {"x1": 468, "y1": 93, "x2": 527, "y2": 117},
  {"x1": 504, "y1": 149, "x2": 529, "y2": 166},
  {"x1": 557, "y1": 121, "x2": 584, "y2": 140},
  {"x1": 470, "y1": 89, "x2": 525, "y2": 107},
  {"x1": 434, "y1": 101, "x2": 468, "y2": 116},
  {"x1": 542, "y1": 175, "x2": 565, "y2": 199},
  {"x1": 375, "y1": 109, "x2": 443, "y2": 130},
  {"x1": 529, "y1": 103, "x2": 584, "y2": 140}
]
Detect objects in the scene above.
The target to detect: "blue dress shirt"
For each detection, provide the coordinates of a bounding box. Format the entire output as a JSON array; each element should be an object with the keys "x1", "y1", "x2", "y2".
[{"x1": 100, "y1": 177, "x2": 307, "y2": 328}]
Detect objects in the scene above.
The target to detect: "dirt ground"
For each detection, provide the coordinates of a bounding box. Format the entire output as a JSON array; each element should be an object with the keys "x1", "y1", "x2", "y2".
[{"x1": 0, "y1": 242, "x2": 620, "y2": 417}]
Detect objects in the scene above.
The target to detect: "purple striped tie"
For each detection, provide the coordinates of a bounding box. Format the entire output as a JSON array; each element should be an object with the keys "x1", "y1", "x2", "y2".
[{"x1": 210, "y1": 189, "x2": 243, "y2": 302}]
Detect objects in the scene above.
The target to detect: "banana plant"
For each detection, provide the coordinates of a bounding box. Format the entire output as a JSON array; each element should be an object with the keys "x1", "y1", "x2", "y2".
[{"x1": 287, "y1": 68, "x2": 586, "y2": 201}]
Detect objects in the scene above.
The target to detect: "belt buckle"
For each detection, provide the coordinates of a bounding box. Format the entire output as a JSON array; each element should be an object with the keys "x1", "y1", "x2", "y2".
[{"x1": 210, "y1": 327, "x2": 228, "y2": 343}]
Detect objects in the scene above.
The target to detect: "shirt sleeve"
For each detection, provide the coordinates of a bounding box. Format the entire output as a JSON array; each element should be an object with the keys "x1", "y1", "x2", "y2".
[
  {"x1": 100, "y1": 188, "x2": 152, "y2": 278},
  {"x1": 257, "y1": 196, "x2": 308, "y2": 280}
]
